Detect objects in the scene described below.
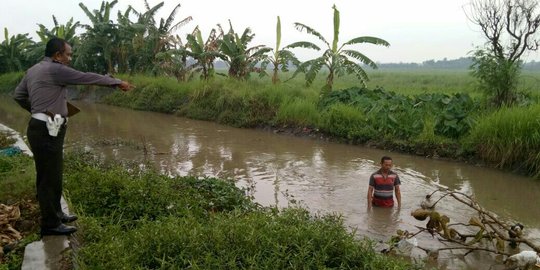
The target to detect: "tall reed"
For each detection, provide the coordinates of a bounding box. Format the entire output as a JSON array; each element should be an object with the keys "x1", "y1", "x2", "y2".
[{"x1": 466, "y1": 104, "x2": 540, "y2": 178}]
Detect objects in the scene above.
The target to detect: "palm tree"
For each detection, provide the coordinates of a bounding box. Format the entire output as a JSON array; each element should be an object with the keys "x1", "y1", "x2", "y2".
[
  {"x1": 260, "y1": 16, "x2": 301, "y2": 84},
  {"x1": 0, "y1": 28, "x2": 34, "y2": 73},
  {"x1": 219, "y1": 21, "x2": 272, "y2": 79},
  {"x1": 291, "y1": 5, "x2": 390, "y2": 92}
]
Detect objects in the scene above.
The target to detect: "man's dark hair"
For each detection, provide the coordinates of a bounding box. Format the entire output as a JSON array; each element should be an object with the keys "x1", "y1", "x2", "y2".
[
  {"x1": 45, "y1": 38, "x2": 67, "y2": 57},
  {"x1": 381, "y1": 156, "x2": 392, "y2": 163}
]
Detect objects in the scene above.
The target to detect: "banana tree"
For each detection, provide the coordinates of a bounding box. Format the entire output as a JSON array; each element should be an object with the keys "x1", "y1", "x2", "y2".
[
  {"x1": 36, "y1": 16, "x2": 80, "y2": 43},
  {"x1": 218, "y1": 20, "x2": 272, "y2": 79},
  {"x1": 126, "y1": 1, "x2": 192, "y2": 74},
  {"x1": 291, "y1": 5, "x2": 390, "y2": 93},
  {"x1": 27, "y1": 16, "x2": 81, "y2": 65},
  {"x1": 77, "y1": 0, "x2": 120, "y2": 73},
  {"x1": 0, "y1": 28, "x2": 34, "y2": 73},
  {"x1": 260, "y1": 16, "x2": 302, "y2": 84},
  {"x1": 184, "y1": 26, "x2": 224, "y2": 80}
]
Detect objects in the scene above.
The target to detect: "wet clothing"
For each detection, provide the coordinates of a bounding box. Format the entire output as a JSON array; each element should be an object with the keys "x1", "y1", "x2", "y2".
[
  {"x1": 369, "y1": 169, "x2": 401, "y2": 207},
  {"x1": 14, "y1": 57, "x2": 121, "y2": 229}
]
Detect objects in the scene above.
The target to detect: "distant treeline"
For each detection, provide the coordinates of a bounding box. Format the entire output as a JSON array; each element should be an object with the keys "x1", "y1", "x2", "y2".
[{"x1": 369, "y1": 57, "x2": 540, "y2": 71}]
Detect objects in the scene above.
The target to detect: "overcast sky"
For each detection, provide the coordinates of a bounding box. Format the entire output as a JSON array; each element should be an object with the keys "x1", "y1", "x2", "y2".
[{"x1": 2, "y1": 0, "x2": 540, "y2": 63}]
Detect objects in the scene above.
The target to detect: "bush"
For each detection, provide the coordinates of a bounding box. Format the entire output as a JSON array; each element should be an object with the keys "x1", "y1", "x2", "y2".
[
  {"x1": 470, "y1": 49, "x2": 521, "y2": 107},
  {"x1": 75, "y1": 210, "x2": 411, "y2": 270},
  {"x1": 63, "y1": 151, "x2": 256, "y2": 221}
]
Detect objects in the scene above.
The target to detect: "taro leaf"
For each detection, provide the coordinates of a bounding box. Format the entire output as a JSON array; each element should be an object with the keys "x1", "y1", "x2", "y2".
[
  {"x1": 417, "y1": 94, "x2": 432, "y2": 102},
  {"x1": 441, "y1": 96, "x2": 451, "y2": 105}
]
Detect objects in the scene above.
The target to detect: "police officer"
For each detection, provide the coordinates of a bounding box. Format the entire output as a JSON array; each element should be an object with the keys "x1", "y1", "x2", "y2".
[{"x1": 14, "y1": 38, "x2": 133, "y2": 236}]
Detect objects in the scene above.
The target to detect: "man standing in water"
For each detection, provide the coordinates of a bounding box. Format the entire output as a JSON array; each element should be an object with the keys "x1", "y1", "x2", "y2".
[
  {"x1": 14, "y1": 38, "x2": 133, "y2": 236},
  {"x1": 367, "y1": 156, "x2": 401, "y2": 209}
]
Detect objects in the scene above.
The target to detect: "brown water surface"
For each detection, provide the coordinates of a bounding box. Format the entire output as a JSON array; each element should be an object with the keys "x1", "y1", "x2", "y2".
[{"x1": 1, "y1": 98, "x2": 539, "y2": 269}]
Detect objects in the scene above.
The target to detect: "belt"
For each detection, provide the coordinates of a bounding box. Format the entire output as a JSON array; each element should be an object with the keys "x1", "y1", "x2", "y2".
[{"x1": 31, "y1": 113, "x2": 67, "y2": 125}]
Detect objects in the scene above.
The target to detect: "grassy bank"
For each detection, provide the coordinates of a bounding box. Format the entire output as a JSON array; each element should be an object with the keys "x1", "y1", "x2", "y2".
[
  {"x1": 62, "y1": 150, "x2": 413, "y2": 269},
  {"x1": 0, "y1": 131, "x2": 40, "y2": 270},
  {"x1": 465, "y1": 104, "x2": 540, "y2": 178}
]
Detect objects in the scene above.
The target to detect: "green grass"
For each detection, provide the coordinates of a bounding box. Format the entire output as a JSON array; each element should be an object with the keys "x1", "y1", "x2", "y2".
[
  {"x1": 63, "y1": 150, "x2": 413, "y2": 269},
  {"x1": 0, "y1": 132, "x2": 35, "y2": 201},
  {"x1": 366, "y1": 70, "x2": 477, "y2": 96},
  {"x1": 466, "y1": 104, "x2": 540, "y2": 179},
  {"x1": 0, "y1": 146, "x2": 39, "y2": 270},
  {"x1": 275, "y1": 98, "x2": 320, "y2": 126},
  {"x1": 0, "y1": 72, "x2": 23, "y2": 94},
  {"x1": 0, "y1": 154, "x2": 35, "y2": 201}
]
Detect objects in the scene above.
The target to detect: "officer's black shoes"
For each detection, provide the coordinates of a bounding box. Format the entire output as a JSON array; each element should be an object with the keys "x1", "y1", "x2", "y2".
[
  {"x1": 41, "y1": 224, "x2": 77, "y2": 236},
  {"x1": 60, "y1": 213, "x2": 78, "y2": 223}
]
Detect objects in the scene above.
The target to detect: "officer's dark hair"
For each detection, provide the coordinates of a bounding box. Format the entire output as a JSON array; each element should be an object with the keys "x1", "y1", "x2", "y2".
[
  {"x1": 381, "y1": 156, "x2": 392, "y2": 163},
  {"x1": 45, "y1": 38, "x2": 67, "y2": 57}
]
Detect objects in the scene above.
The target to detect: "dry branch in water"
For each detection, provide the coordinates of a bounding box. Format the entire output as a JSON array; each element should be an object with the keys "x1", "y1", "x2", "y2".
[{"x1": 388, "y1": 189, "x2": 540, "y2": 268}]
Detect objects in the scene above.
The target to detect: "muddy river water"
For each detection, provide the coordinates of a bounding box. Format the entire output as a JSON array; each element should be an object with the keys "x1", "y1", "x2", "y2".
[{"x1": 1, "y1": 98, "x2": 539, "y2": 269}]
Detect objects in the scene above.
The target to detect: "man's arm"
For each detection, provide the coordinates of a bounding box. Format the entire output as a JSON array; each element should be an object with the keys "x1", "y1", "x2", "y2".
[
  {"x1": 395, "y1": 185, "x2": 401, "y2": 208},
  {"x1": 367, "y1": 186, "x2": 373, "y2": 209},
  {"x1": 54, "y1": 65, "x2": 132, "y2": 90},
  {"x1": 13, "y1": 76, "x2": 31, "y2": 112}
]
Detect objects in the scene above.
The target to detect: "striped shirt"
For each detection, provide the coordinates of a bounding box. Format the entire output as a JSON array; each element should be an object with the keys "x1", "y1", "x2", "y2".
[{"x1": 369, "y1": 169, "x2": 401, "y2": 207}]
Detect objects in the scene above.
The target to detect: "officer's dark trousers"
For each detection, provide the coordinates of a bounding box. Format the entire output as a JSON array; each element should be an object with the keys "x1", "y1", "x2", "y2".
[{"x1": 27, "y1": 118, "x2": 67, "y2": 228}]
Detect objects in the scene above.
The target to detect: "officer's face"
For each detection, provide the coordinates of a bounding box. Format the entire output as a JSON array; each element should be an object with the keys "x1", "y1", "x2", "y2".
[{"x1": 54, "y1": 44, "x2": 73, "y2": 65}]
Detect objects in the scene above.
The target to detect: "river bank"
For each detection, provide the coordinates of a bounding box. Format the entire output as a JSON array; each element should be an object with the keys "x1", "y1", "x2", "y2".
[
  {"x1": 99, "y1": 75, "x2": 539, "y2": 179},
  {"x1": 1, "y1": 71, "x2": 538, "y2": 179}
]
